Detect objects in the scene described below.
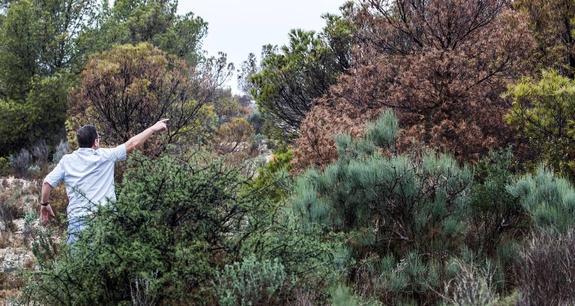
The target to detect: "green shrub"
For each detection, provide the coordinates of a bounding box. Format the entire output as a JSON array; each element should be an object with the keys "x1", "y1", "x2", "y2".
[
  {"x1": 507, "y1": 165, "x2": 575, "y2": 233},
  {"x1": 330, "y1": 284, "x2": 382, "y2": 306},
  {"x1": 215, "y1": 255, "x2": 291, "y2": 306},
  {"x1": 240, "y1": 207, "x2": 349, "y2": 282},
  {"x1": 21, "y1": 153, "x2": 260, "y2": 304},
  {"x1": 250, "y1": 149, "x2": 293, "y2": 202},
  {"x1": 0, "y1": 75, "x2": 68, "y2": 157},
  {"x1": 0, "y1": 99, "x2": 36, "y2": 156},
  {"x1": 22, "y1": 211, "x2": 38, "y2": 245},
  {"x1": 0, "y1": 156, "x2": 9, "y2": 176},
  {"x1": 240, "y1": 148, "x2": 350, "y2": 304},
  {"x1": 468, "y1": 149, "x2": 528, "y2": 286},
  {"x1": 293, "y1": 110, "x2": 472, "y2": 256},
  {"x1": 505, "y1": 70, "x2": 575, "y2": 178},
  {"x1": 290, "y1": 110, "x2": 475, "y2": 303}
]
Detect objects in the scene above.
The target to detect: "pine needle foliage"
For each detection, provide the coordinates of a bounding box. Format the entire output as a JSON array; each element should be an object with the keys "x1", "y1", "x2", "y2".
[
  {"x1": 291, "y1": 110, "x2": 475, "y2": 303},
  {"x1": 215, "y1": 254, "x2": 291, "y2": 306},
  {"x1": 508, "y1": 165, "x2": 575, "y2": 233},
  {"x1": 293, "y1": 110, "x2": 473, "y2": 257}
]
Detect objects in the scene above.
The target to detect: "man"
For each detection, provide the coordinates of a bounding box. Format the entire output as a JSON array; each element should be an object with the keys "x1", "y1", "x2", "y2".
[{"x1": 40, "y1": 119, "x2": 169, "y2": 244}]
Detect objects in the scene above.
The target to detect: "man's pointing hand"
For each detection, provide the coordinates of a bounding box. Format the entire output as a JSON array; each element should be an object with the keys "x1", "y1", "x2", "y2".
[{"x1": 151, "y1": 119, "x2": 169, "y2": 132}]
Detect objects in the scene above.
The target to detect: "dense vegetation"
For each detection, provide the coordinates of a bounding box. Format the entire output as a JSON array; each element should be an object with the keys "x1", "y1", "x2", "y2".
[{"x1": 2, "y1": 0, "x2": 575, "y2": 304}]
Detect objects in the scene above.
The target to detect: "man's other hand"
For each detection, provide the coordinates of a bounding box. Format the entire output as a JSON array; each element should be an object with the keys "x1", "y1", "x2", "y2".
[
  {"x1": 40, "y1": 204, "x2": 56, "y2": 225},
  {"x1": 151, "y1": 119, "x2": 169, "y2": 132}
]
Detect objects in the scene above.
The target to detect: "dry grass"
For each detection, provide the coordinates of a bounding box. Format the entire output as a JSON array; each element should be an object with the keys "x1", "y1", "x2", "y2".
[
  {"x1": 23, "y1": 257, "x2": 35, "y2": 270},
  {"x1": 0, "y1": 272, "x2": 24, "y2": 304},
  {"x1": 0, "y1": 273, "x2": 24, "y2": 291},
  {"x1": 1, "y1": 177, "x2": 41, "y2": 219},
  {"x1": 292, "y1": 288, "x2": 318, "y2": 306},
  {"x1": 0, "y1": 232, "x2": 12, "y2": 248},
  {"x1": 0, "y1": 289, "x2": 20, "y2": 303},
  {"x1": 443, "y1": 259, "x2": 498, "y2": 306},
  {"x1": 0, "y1": 273, "x2": 24, "y2": 305}
]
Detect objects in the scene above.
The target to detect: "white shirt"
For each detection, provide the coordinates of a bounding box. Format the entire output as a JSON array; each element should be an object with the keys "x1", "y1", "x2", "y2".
[{"x1": 43, "y1": 144, "x2": 127, "y2": 220}]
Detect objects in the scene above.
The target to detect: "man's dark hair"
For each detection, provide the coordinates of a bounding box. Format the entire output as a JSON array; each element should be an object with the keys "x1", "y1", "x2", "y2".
[{"x1": 77, "y1": 125, "x2": 98, "y2": 148}]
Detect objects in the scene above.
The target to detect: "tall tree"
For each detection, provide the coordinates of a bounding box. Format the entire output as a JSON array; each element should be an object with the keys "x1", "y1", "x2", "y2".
[
  {"x1": 516, "y1": 0, "x2": 575, "y2": 78},
  {"x1": 69, "y1": 43, "x2": 205, "y2": 154},
  {"x1": 0, "y1": 0, "x2": 98, "y2": 155},
  {"x1": 505, "y1": 70, "x2": 575, "y2": 177},
  {"x1": 0, "y1": 0, "x2": 98, "y2": 99},
  {"x1": 80, "y1": 0, "x2": 207, "y2": 67},
  {"x1": 242, "y1": 8, "x2": 354, "y2": 142},
  {"x1": 79, "y1": 0, "x2": 233, "y2": 114},
  {"x1": 0, "y1": 0, "x2": 41, "y2": 100},
  {"x1": 293, "y1": 0, "x2": 535, "y2": 170},
  {"x1": 35, "y1": 0, "x2": 99, "y2": 74}
]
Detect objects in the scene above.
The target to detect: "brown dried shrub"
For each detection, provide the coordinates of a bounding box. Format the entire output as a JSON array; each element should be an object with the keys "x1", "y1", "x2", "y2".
[
  {"x1": 0, "y1": 201, "x2": 19, "y2": 233},
  {"x1": 0, "y1": 232, "x2": 11, "y2": 248},
  {"x1": 517, "y1": 230, "x2": 575, "y2": 305},
  {"x1": 293, "y1": 0, "x2": 536, "y2": 171},
  {"x1": 68, "y1": 43, "x2": 220, "y2": 156},
  {"x1": 0, "y1": 273, "x2": 24, "y2": 291}
]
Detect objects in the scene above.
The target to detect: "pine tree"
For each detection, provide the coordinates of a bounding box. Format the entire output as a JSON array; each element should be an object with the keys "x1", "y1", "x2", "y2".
[{"x1": 291, "y1": 110, "x2": 474, "y2": 303}]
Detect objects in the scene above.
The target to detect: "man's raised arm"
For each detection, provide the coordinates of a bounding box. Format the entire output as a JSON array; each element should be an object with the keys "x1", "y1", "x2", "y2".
[{"x1": 125, "y1": 119, "x2": 169, "y2": 154}]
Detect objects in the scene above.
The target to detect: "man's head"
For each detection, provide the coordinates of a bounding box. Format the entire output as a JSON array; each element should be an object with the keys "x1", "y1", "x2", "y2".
[{"x1": 77, "y1": 125, "x2": 99, "y2": 149}]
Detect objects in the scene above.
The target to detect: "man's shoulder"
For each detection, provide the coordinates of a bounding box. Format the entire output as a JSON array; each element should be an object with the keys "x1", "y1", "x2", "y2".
[
  {"x1": 97, "y1": 144, "x2": 127, "y2": 162},
  {"x1": 96, "y1": 147, "x2": 115, "y2": 157},
  {"x1": 59, "y1": 152, "x2": 73, "y2": 163}
]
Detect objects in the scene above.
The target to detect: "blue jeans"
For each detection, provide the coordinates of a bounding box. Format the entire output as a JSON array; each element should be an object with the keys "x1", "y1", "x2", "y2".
[{"x1": 67, "y1": 218, "x2": 86, "y2": 245}]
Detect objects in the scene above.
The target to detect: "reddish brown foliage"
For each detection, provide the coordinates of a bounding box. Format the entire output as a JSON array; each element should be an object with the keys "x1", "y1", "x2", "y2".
[
  {"x1": 293, "y1": 0, "x2": 535, "y2": 171},
  {"x1": 69, "y1": 43, "x2": 220, "y2": 155}
]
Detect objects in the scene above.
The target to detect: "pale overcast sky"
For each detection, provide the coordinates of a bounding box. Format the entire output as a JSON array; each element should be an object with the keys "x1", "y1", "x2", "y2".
[{"x1": 177, "y1": 0, "x2": 347, "y2": 93}]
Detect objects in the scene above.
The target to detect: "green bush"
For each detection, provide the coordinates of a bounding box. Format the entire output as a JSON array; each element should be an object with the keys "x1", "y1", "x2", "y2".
[
  {"x1": 0, "y1": 156, "x2": 10, "y2": 176},
  {"x1": 290, "y1": 110, "x2": 475, "y2": 303},
  {"x1": 0, "y1": 74, "x2": 68, "y2": 157},
  {"x1": 505, "y1": 70, "x2": 575, "y2": 178},
  {"x1": 250, "y1": 149, "x2": 293, "y2": 202},
  {"x1": 468, "y1": 149, "x2": 528, "y2": 284},
  {"x1": 330, "y1": 284, "x2": 382, "y2": 306},
  {"x1": 21, "y1": 153, "x2": 260, "y2": 305},
  {"x1": 293, "y1": 110, "x2": 472, "y2": 257},
  {"x1": 215, "y1": 255, "x2": 291, "y2": 306},
  {"x1": 242, "y1": 166, "x2": 350, "y2": 299},
  {"x1": 507, "y1": 165, "x2": 575, "y2": 233},
  {"x1": 240, "y1": 148, "x2": 351, "y2": 303},
  {"x1": 0, "y1": 99, "x2": 35, "y2": 156},
  {"x1": 240, "y1": 207, "x2": 349, "y2": 283}
]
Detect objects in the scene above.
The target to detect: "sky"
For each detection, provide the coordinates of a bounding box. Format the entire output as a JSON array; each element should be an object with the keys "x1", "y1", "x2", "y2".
[{"x1": 177, "y1": 0, "x2": 348, "y2": 94}]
